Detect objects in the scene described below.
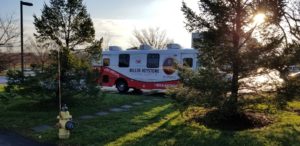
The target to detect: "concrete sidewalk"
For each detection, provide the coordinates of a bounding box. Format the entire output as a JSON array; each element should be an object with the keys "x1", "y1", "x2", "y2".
[{"x1": 0, "y1": 130, "x2": 54, "y2": 146}]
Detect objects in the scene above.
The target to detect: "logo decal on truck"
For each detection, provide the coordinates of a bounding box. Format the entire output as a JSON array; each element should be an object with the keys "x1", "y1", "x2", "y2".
[{"x1": 135, "y1": 59, "x2": 141, "y2": 64}]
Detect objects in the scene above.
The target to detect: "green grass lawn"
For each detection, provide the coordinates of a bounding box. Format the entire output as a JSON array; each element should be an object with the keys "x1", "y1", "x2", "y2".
[
  {"x1": 0, "y1": 85, "x2": 4, "y2": 92},
  {"x1": 0, "y1": 89, "x2": 300, "y2": 146}
]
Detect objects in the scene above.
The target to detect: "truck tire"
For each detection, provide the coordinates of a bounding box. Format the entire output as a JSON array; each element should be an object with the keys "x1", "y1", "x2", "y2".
[{"x1": 116, "y1": 80, "x2": 129, "y2": 93}]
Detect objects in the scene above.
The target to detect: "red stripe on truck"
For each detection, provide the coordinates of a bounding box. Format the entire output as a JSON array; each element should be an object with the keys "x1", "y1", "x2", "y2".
[{"x1": 94, "y1": 66, "x2": 179, "y2": 89}]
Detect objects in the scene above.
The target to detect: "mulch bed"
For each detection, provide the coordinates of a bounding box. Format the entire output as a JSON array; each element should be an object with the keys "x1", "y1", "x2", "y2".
[{"x1": 193, "y1": 109, "x2": 273, "y2": 131}]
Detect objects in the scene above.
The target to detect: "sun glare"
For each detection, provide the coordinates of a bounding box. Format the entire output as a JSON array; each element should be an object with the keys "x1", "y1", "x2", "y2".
[{"x1": 253, "y1": 13, "x2": 265, "y2": 24}]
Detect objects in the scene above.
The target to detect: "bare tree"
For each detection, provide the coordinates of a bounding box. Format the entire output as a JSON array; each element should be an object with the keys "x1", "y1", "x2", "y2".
[
  {"x1": 0, "y1": 14, "x2": 19, "y2": 72},
  {"x1": 0, "y1": 14, "x2": 18, "y2": 46},
  {"x1": 284, "y1": 1, "x2": 300, "y2": 43},
  {"x1": 131, "y1": 27, "x2": 173, "y2": 49},
  {"x1": 266, "y1": 0, "x2": 300, "y2": 77},
  {"x1": 98, "y1": 31, "x2": 112, "y2": 50},
  {"x1": 0, "y1": 48, "x2": 13, "y2": 72},
  {"x1": 284, "y1": 1, "x2": 300, "y2": 67},
  {"x1": 25, "y1": 37, "x2": 56, "y2": 71}
]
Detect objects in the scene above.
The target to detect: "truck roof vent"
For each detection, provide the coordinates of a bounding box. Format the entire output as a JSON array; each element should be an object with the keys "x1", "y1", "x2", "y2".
[
  {"x1": 139, "y1": 44, "x2": 153, "y2": 50},
  {"x1": 109, "y1": 46, "x2": 122, "y2": 51},
  {"x1": 167, "y1": 43, "x2": 182, "y2": 49}
]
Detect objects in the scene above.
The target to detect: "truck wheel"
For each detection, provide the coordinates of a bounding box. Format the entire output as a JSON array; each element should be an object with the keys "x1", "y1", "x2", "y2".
[{"x1": 116, "y1": 80, "x2": 129, "y2": 93}]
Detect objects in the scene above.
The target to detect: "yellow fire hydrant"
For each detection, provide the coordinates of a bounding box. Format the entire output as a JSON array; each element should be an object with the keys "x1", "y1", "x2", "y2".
[{"x1": 57, "y1": 104, "x2": 74, "y2": 139}]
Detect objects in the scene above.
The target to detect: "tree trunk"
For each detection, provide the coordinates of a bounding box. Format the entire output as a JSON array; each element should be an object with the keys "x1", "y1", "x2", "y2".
[
  {"x1": 230, "y1": 58, "x2": 239, "y2": 112},
  {"x1": 229, "y1": 1, "x2": 242, "y2": 113}
]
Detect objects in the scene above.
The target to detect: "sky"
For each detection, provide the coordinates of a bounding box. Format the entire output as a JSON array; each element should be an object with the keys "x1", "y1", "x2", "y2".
[{"x1": 0, "y1": 0, "x2": 199, "y2": 50}]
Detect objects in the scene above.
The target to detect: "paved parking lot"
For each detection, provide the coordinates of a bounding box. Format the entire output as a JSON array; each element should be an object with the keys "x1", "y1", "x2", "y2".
[{"x1": 0, "y1": 130, "x2": 53, "y2": 146}]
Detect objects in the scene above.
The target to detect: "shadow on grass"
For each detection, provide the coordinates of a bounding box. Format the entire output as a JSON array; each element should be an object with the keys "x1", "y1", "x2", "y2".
[
  {"x1": 4, "y1": 93, "x2": 152, "y2": 115},
  {"x1": 0, "y1": 93, "x2": 168, "y2": 145},
  {"x1": 105, "y1": 111, "x2": 180, "y2": 146},
  {"x1": 50, "y1": 100, "x2": 175, "y2": 145},
  {"x1": 5, "y1": 99, "x2": 58, "y2": 112},
  {"x1": 130, "y1": 117, "x2": 299, "y2": 146},
  {"x1": 127, "y1": 109, "x2": 300, "y2": 146}
]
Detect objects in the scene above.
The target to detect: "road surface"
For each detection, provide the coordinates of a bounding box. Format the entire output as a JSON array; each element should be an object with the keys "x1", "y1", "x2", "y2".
[{"x1": 0, "y1": 130, "x2": 53, "y2": 146}]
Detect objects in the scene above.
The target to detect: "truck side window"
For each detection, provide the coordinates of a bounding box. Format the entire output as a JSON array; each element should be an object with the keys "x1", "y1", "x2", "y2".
[
  {"x1": 183, "y1": 58, "x2": 193, "y2": 67},
  {"x1": 103, "y1": 58, "x2": 110, "y2": 66},
  {"x1": 119, "y1": 54, "x2": 130, "y2": 67},
  {"x1": 147, "y1": 54, "x2": 160, "y2": 68}
]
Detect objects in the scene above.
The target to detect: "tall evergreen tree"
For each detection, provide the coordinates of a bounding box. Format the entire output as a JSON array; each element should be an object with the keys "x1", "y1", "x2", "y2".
[
  {"x1": 181, "y1": 0, "x2": 286, "y2": 112},
  {"x1": 33, "y1": 0, "x2": 95, "y2": 50},
  {"x1": 20, "y1": 0, "x2": 101, "y2": 101}
]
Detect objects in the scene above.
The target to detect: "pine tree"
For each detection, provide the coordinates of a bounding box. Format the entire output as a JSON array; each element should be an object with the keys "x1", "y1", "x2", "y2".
[
  {"x1": 33, "y1": 0, "x2": 95, "y2": 50},
  {"x1": 22, "y1": 0, "x2": 101, "y2": 102},
  {"x1": 181, "y1": 0, "x2": 286, "y2": 112}
]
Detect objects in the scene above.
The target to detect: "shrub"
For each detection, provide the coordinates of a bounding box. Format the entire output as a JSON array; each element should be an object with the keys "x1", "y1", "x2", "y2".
[
  {"x1": 4, "y1": 49, "x2": 103, "y2": 104},
  {"x1": 167, "y1": 67, "x2": 230, "y2": 111}
]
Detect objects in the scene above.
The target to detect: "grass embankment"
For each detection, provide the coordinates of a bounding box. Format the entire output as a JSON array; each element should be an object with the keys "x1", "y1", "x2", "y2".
[{"x1": 0, "y1": 87, "x2": 300, "y2": 146}]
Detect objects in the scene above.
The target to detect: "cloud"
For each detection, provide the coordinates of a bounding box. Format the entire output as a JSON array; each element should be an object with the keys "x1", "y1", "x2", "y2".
[
  {"x1": 92, "y1": 17, "x2": 193, "y2": 49},
  {"x1": 93, "y1": 19, "x2": 143, "y2": 49},
  {"x1": 19, "y1": 0, "x2": 199, "y2": 50},
  {"x1": 91, "y1": 0, "x2": 199, "y2": 49}
]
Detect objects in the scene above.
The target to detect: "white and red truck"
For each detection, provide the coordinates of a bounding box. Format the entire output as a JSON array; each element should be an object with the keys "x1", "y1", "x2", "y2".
[{"x1": 93, "y1": 44, "x2": 198, "y2": 93}]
